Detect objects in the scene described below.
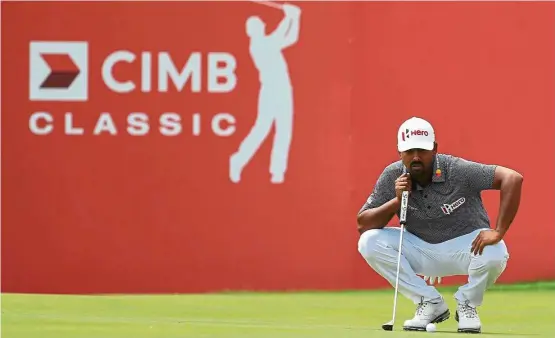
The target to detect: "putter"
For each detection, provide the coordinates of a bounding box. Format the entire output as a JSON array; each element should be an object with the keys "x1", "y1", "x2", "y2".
[{"x1": 382, "y1": 190, "x2": 409, "y2": 331}]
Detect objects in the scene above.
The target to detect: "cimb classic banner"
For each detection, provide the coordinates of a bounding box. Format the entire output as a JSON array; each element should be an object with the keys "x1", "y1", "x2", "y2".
[{"x1": 2, "y1": 1, "x2": 554, "y2": 293}]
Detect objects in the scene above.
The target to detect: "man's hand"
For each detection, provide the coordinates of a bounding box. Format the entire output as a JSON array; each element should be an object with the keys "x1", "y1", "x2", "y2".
[
  {"x1": 471, "y1": 229, "x2": 503, "y2": 256},
  {"x1": 395, "y1": 173, "x2": 412, "y2": 201},
  {"x1": 423, "y1": 275, "x2": 442, "y2": 285},
  {"x1": 283, "y1": 4, "x2": 301, "y2": 18}
]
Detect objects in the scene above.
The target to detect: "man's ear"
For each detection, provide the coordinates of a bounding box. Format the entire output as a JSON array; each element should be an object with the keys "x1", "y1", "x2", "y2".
[{"x1": 433, "y1": 142, "x2": 438, "y2": 153}]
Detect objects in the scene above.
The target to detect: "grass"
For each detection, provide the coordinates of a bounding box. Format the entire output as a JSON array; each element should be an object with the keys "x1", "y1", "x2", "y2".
[{"x1": 2, "y1": 281, "x2": 555, "y2": 337}]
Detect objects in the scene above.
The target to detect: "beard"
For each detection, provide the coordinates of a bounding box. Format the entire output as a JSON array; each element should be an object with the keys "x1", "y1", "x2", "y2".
[{"x1": 409, "y1": 161, "x2": 426, "y2": 177}]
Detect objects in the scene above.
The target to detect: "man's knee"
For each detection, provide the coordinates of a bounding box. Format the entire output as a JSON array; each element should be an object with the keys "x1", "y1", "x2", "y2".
[
  {"x1": 473, "y1": 242, "x2": 509, "y2": 273},
  {"x1": 357, "y1": 228, "x2": 389, "y2": 261}
]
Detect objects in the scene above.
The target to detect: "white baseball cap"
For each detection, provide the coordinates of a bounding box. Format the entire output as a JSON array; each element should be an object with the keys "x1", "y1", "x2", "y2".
[{"x1": 397, "y1": 117, "x2": 436, "y2": 152}]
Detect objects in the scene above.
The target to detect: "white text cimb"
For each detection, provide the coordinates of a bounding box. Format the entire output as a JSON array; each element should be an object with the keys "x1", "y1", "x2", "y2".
[
  {"x1": 29, "y1": 112, "x2": 236, "y2": 137},
  {"x1": 102, "y1": 51, "x2": 237, "y2": 93}
]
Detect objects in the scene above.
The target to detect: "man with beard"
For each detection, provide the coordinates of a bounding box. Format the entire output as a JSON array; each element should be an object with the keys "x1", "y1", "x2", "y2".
[{"x1": 356, "y1": 117, "x2": 523, "y2": 333}]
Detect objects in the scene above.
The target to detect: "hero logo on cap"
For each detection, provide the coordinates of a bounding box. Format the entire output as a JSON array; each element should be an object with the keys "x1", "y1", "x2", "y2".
[
  {"x1": 402, "y1": 129, "x2": 409, "y2": 141},
  {"x1": 402, "y1": 129, "x2": 430, "y2": 141}
]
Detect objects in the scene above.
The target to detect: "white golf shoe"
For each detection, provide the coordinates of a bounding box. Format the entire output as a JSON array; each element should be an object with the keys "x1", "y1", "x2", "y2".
[
  {"x1": 456, "y1": 300, "x2": 482, "y2": 333},
  {"x1": 403, "y1": 297, "x2": 450, "y2": 331}
]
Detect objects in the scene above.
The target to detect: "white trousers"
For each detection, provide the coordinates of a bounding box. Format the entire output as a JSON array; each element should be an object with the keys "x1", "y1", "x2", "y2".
[{"x1": 358, "y1": 227, "x2": 509, "y2": 307}]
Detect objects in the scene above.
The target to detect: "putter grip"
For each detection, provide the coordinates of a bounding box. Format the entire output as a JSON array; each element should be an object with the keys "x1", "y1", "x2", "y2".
[{"x1": 399, "y1": 190, "x2": 409, "y2": 225}]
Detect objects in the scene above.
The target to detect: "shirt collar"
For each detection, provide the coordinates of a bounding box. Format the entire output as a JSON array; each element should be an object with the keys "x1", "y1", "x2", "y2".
[{"x1": 432, "y1": 155, "x2": 445, "y2": 183}]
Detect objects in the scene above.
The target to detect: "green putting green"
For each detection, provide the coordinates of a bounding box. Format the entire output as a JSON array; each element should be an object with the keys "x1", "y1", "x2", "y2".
[{"x1": 3, "y1": 281, "x2": 555, "y2": 337}]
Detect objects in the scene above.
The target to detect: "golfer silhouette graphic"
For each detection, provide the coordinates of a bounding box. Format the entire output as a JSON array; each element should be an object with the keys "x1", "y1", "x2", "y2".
[{"x1": 230, "y1": 3, "x2": 301, "y2": 184}]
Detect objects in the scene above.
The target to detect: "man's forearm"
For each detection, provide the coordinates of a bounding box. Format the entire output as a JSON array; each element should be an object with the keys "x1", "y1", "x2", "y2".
[
  {"x1": 357, "y1": 198, "x2": 400, "y2": 234},
  {"x1": 495, "y1": 173, "x2": 523, "y2": 237}
]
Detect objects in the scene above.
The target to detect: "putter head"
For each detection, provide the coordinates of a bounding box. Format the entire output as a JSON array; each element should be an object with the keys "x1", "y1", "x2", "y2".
[{"x1": 382, "y1": 320, "x2": 394, "y2": 331}]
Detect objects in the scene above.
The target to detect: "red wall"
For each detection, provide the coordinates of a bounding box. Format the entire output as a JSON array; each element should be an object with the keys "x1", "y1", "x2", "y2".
[{"x1": 2, "y1": 1, "x2": 554, "y2": 294}]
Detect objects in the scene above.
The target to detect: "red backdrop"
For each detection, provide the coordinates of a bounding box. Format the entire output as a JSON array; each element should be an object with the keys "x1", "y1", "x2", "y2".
[{"x1": 2, "y1": 1, "x2": 554, "y2": 294}]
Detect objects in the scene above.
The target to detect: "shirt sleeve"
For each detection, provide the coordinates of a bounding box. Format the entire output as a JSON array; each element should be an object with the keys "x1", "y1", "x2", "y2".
[
  {"x1": 454, "y1": 157, "x2": 497, "y2": 192},
  {"x1": 358, "y1": 167, "x2": 397, "y2": 215}
]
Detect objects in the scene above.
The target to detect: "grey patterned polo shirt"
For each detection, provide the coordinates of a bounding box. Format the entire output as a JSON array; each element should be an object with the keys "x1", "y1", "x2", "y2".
[{"x1": 358, "y1": 154, "x2": 497, "y2": 244}]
